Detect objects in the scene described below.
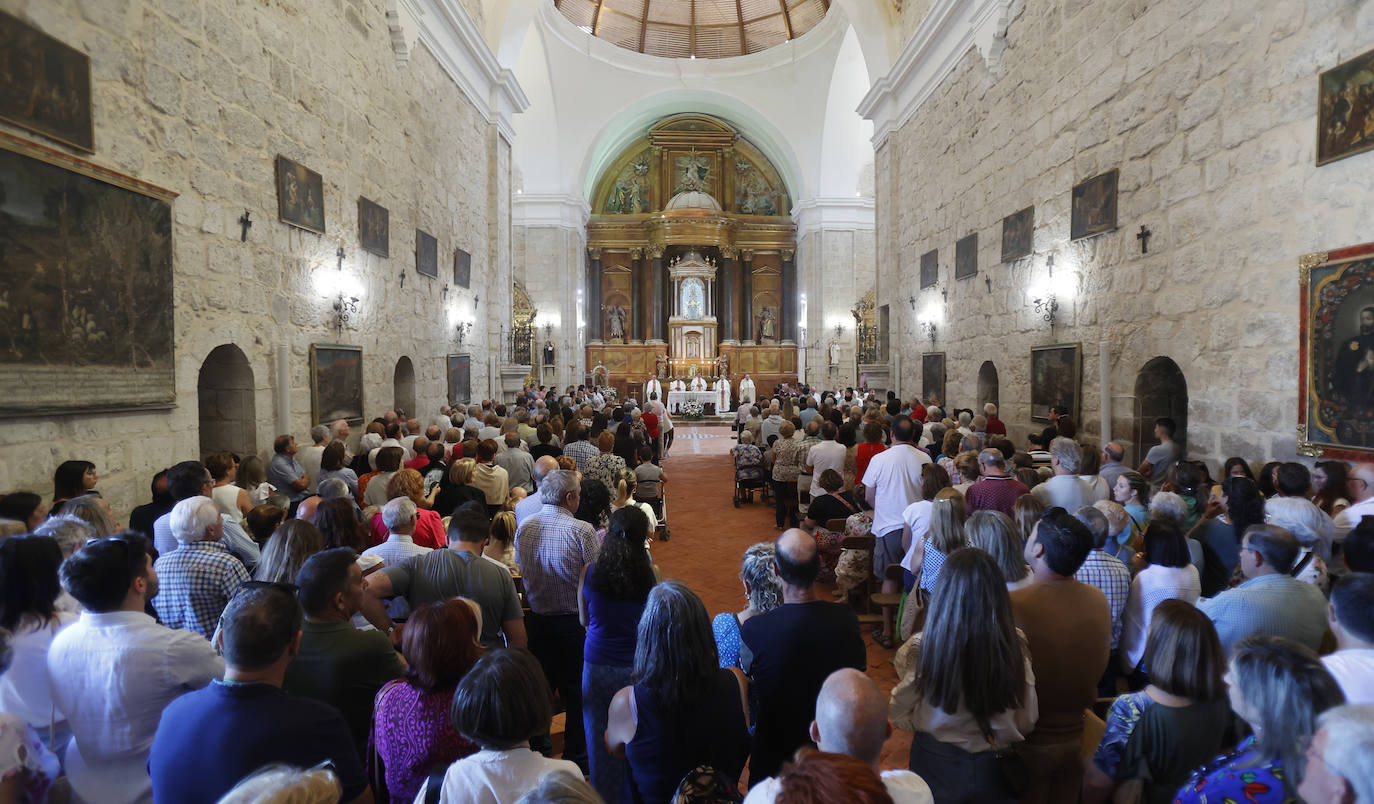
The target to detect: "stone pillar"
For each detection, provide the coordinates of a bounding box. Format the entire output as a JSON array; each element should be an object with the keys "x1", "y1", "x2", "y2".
[
  {"x1": 740, "y1": 250, "x2": 754, "y2": 343},
  {"x1": 630, "y1": 248, "x2": 644, "y2": 342},
  {"x1": 650, "y1": 248, "x2": 665, "y2": 342},
  {"x1": 719, "y1": 248, "x2": 736, "y2": 344},
  {"x1": 587, "y1": 247, "x2": 603, "y2": 341},
  {"x1": 781, "y1": 248, "x2": 796, "y2": 344}
]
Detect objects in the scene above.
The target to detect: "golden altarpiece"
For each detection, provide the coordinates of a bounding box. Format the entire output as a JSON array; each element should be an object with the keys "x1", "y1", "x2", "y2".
[{"x1": 584, "y1": 114, "x2": 798, "y2": 405}]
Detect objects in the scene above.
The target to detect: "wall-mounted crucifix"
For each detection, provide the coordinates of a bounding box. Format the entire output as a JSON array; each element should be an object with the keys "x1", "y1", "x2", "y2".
[
  {"x1": 1137, "y1": 225, "x2": 1152, "y2": 254},
  {"x1": 238, "y1": 210, "x2": 252, "y2": 242}
]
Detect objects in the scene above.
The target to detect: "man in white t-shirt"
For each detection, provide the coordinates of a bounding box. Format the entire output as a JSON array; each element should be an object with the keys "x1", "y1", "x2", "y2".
[
  {"x1": 1333, "y1": 463, "x2": 1374, "y2": 545},
  {"x1": 1031, "y1": 437, "x2": 1093, "y2": 512},
  {"x1": 1323, "y1": 573, "x2": 1374, "y2": 705},
  {"x1": 804, "y1": 422, "x2": 847, "y2": 500},
  {"x1": 743, "y1": 668, "x2": 932, "y2": 804},
  {"x1": 861, "y1": 416, "x2": 931, "y2": 647}
]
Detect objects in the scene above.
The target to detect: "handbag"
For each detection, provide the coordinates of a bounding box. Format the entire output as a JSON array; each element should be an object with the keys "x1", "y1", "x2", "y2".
[{"x1": 982, "y1": 727, "x2": 1029, "y2": 797}]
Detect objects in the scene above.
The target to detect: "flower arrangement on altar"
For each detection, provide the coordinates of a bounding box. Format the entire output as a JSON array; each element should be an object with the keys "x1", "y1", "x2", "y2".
[
  {"x1": 603, "y1": 387, "x2": 619, "y2": 401},
  {"x1": 681, "y1": 399, "x2": 705, "y2": 420}
]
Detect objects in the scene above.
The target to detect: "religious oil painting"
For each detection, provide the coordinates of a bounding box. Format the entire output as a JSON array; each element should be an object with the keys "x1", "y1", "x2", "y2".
[
  {"x1": 310, "y1": 344, "x2": 363, "y2": 425},
  {"x1": 1318, "y1": 47, "x2": 1374, "y2": 166},
  {"x1": 447, "y1": 354, "x2": 471, "y2": 408},
  {"x1": 454, "y1": 248, "x2": 471, "y2": 288},
  {"x1": 920, "y1": 249, "x2": 938, "y2": 289},
  {"x1": 1030, "y1": 343, "x2": 1081, "y2": 423},
  {"x1": 357, "y1": 197, "x2": 388, "y2": 257},
  {"x1": 955, "y1": 233, "x2": 978, "y2": 279},
  {"x1": 1298, "y1": 241, "x2": 1374, "y2": 458},
  {"x1": 0, "y1": 136, "x2": 175, "y2": 416},
  {"x1": 416, "y1": 229, "x2": 438, "y2": 278},
  {"x1": 275, "y1": 155, "x2": 325, "y2": 234},
  {"x1": 921, "y1": 352, "x2": 945, "y2": 408},
  {"x1": 1071, "y1": 170, "x2": 1118, "y2": 241},
  {"x1": 0, "y1": 12, "x2": 93, "y2": 152},
  {"x1": 1002, "y1": 206, "x2": 1033, "y2": 262}
]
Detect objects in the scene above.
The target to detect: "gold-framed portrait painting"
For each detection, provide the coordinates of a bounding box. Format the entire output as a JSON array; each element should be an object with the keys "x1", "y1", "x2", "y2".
[{"x1": 1299, "y1": 241, "x2": 1374, "y2": 458}]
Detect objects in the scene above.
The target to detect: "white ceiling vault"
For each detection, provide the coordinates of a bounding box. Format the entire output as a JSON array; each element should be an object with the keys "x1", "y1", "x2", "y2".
[{"x1": 551, "y1": 0, "x2": 833, "y2": 60}]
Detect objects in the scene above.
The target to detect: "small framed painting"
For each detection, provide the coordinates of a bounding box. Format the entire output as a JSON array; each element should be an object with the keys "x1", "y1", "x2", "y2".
[
  {"x1": 955, "y1": 233, "x2": 978, "y2": 279},
  {"x1": 275, "y1": 155, "x2": 325, "y2": 234},
  {"x1": 1002, "y1": 206, "x2": 1033, "y2": 262},
  {"x1": 1318, "y1": 47, "x2": 1374, "y2": 166},
  {"x1": 310, "y1": 344, "x2": 364, "y2": 425},
  {"x1": 447, "y1": 354, "x2": 472, "y2": 407},
  {"x1": 454, "y1": 248, "x2": 471, "y2": 287},
  {"x1": 0, "y1": 12, "x2": 94, "y2": 152},
  {"x1": 919, "y1": 249, "x2": 938, "y2": 289},
  {"x1": 357, "y1": 197, "x2": 388, "y2": 257},
  {"x1": 416, "y1": 229, "x2": 438, "y2": 278},
  {"x1": 1031, "y1": 342, "x2": 1082, "y2": 423},
  {"x1": 921, "y1": 352, "x2": 945, "y2": 407},
  {"x1": 1071, "y1": 170, "x2": 1118, "y2": 241}
]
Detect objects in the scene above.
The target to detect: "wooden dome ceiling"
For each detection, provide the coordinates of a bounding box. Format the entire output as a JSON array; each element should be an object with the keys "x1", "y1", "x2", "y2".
[{"x1": 553, "y1": 0, "x2": 832, "y2": 60}]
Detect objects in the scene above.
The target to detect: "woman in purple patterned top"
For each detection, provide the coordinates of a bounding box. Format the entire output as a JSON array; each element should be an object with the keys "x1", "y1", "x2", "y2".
[{"x1": 369, "y1": 598, "x2": 483, "y2": 802}]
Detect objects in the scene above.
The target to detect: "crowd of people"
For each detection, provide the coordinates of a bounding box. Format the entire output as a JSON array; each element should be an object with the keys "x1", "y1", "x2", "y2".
[{"x1": 0, "y1": 384, "x2": 1372, "y2": 803}]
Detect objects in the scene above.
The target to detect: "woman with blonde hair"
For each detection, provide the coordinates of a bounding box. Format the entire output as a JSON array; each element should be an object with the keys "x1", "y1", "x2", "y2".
[
  {"x1": 914, "y1": 489, "x2": 967, "y2": 598},
  {"x1": 1012, "y1": 494, "x2": 1045, "y2": 543},
  {"x1": 434, "y1": 458, "x2": 484, "y2": 519},
  {"x1": 771, "y1": 421, "x2": 806, "y2": 530},
  {"x1": 485, "y1": 511, "x2": 518, "y2": 575},
  {"x1": 254, "y1": 519, "x2": 324, "y2": 583},
  {"x1": 611, "y1": 468, "x2": 658, "y2": 535},
  {"x1": 965, "y1": 510, "x2": 1032, "y2": 590},
  {"x1": 58, "y1": 495, "x2": 118, "y2": 539},
  {"x1": 370, "y1": 469, "x2": 445, "y2": 548}
]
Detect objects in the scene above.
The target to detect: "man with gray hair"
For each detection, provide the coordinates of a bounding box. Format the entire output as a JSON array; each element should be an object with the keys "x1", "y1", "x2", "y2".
[
  {"x1": 742, "y1": 668, "x2": 933, "y2": 803},
  {"x1": 515, "y1": 455, "x2": 562, "y2": 528},
  {"x1": 153, "y1": 496, "x2": 250, "y2": 637},
  {"x1": 1031, "y1": 437, "x2": 1092, "y2": 512},
  {"x1": 496, "y1": 431, "x2": 536, "y2": 493},
  {"x1": 966, "y1": 448, "x2": 1029, "y2": 517},
  {"x1": 1198, "y1": 524, "x2": 1329, "y2": 655},
  {"x1": 361, "y1": 497, "x2": 432, "y2": 619},
  {"x1": 1298, "y1": 704, "x2": 1374, "y2": 804},
  {"x1": 1099, "y1": 442, "x2": 1128, "y2": 489},
  {"x1": 514, "y1": 469, "x2": 599, "y2": 771},
  {"x1": 298, "y1": 424, "x2": 330, "y2": 484},
  {"x1": 984, "y1": 402, "x2": 1007, "y2": 436},
  {"x1": 1072, "y1": 505, "x2": 1130, "y2": 695}
]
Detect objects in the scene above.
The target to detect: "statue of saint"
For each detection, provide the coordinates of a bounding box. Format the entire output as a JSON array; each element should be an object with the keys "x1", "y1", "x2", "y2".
[
  {"x1": 606, "y1": 305, "x2": 627, "y2": 341},
  {"x1": 758, "y1": 307, "x2": 777, "y2": 342},
  {"x1": 544, "y1": 341, "x2": 556, "y2": 366}
]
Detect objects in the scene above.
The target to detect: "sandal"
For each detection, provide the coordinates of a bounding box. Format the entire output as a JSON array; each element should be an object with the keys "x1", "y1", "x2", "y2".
[{"x1": 872, "y1": 632, "x2": 895, "y2": 650}]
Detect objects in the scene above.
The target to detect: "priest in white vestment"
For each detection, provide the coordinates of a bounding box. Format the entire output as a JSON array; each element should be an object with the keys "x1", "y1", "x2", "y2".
[
  {"x1": 716, "y1": 376, "x2": 731, "y2": 412},
  {"x1": 739, "y1": 374, "x2": 756, "y2": 405},
  {"x1": 689, "y1": 375, "x2": 708, "y2": 392},
  {"x1": 645, "y1": 376, "x2": 663, "y2": 401},
  {"x1": 670, "y1": 377, "x2": 687, "y2": 392}
]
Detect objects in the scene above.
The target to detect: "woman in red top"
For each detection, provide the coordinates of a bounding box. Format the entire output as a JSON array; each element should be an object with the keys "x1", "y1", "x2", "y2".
[
  {"x1": 370, "y1": 468, "x2": 445, "y2": 548},
  {"x1": 854, "y1": 420, "x2": 887, "y2": 487}
]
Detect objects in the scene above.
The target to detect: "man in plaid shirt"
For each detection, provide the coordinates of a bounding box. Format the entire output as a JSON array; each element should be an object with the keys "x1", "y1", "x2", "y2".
[
  {"x1": 152, "y1": 497, "x2": 249, "y2": 638},
  {"x1": 1071, "y1": 505, "x2": 1129, "y2": 695}
]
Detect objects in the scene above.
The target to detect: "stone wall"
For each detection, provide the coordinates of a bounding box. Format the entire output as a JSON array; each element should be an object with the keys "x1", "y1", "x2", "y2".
[
  {"x1": 0, "y1": 0, "x2": 508, "y2": 516},
  {"x1": 512, "y1": 224, "x2": 587, "y2": 389},
  {"x1": 877, "y1": 0, "x2": 1374, "y2": 467},
  {"x1": 798, "y1": 227, "x2": 878, "y2": 389}
]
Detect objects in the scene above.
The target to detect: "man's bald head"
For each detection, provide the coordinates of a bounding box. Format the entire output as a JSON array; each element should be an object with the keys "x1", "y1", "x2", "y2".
[
  {"x1": 532, "y1": 455, "x2": 560, "y2": 485},
  {"x1": 1352, "y1": 463, "x2": 1374, "y2": 502},
  {"x1": 295, "y1": 495, "x2": 321, "y2": 521},
  {"x1": 811, "y1": 669, "x2": 890, "y2": 768},
  {"x1": 775, "y1": 528, "x2": 820, "y2": 589}
]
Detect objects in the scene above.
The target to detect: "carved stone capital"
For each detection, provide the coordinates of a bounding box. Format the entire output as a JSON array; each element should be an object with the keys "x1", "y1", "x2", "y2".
[
  {"x1": 781, "y1": 249, "x2": 795, "y2": 262},
  {"x1": 648, "y1": 244, "x2": 666, "y2": 259},
  {"x1": 740, "y1": 249, "x2": 756, "y2": 262},
  {"x1": 719, "y1": 246, "x2": 739, "y2": 259},
  {"x1": 587, "y1": 247, "x2": 603, "y2": 260},
  {"x1": 630, "y1": 247, "x2": 645, "y2": 260}
]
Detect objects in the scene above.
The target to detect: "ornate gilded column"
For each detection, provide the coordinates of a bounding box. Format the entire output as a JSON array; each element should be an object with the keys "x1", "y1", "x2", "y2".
[
  {"x1": 740, "y1": 249, "x2": 754, "y2": 343},
  {"x1": 719, "y1": 247, "x2": 737, "y2": 344},
  {"x1": 649, "y1": 246, "x2": 666, "y2": 342},
  {"x1": 587, "y1": 247, "x2": 603, "y2": 342},
  {"x1": 630, "y1": 247, "x2": 645, "y2": 342},
  {"x1": 781, "y1": 248, "x2": 796, "y2": 344}
]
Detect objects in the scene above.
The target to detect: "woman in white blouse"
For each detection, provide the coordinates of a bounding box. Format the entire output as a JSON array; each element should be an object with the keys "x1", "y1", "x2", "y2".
[
  {"x1": 0, "y1": 535, "x2": 77, "y2": 751},
  {"x1": 1119, "y1": 521, "x2": 1201, "y2": 674}
]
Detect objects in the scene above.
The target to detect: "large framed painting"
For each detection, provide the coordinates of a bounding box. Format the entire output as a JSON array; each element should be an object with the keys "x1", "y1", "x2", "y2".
[
  {"x1": 1031, "y1": 343, "x2": 1082, "y2": 423},
  {"x1": 447, "y1": 354, "x2": 472, "y2": 407},
  {"x1": 919, "y1": 249, "x2": 938, "y2": 289},
  {"x1": 0, "y1": 12, "x2": 94, "y2": 152},
  {"x1": 275, "y1": 155, "x2": 325, "y2": 234},
  {"x1": 921, "y1": 352, "x2": 945, "y2": 407},
  {"x1": 1318, "y1": 47, "x2": 1374, "y2": 166},
  {"x1": 310, "y1": 344, "x2": 364, "y2": 425},
  {"x1": 454, "y1": 248, "x2": 471, "y2": 287},
  {"x1": 1071, "y1": 169, "x2": 1118, "y2": 241},
  {"x1": 0, "y1": 133, "x2": 176, "y2": 416},
  {"x1": 1298, "y1": 241, "x2": 1374, "y2": 457},
  {"x1": 416, "y1": 229, "x2": 438, "y2": 278},
  {"x1": 1002, "y1": 206, "x2": 1033, "y2": 262},
  {"x1": 357, "y1": 197, "x2": 388, "y2": 257},
  {"x1": 955, "y1": 233, "x2": 978, "y2": 279}
]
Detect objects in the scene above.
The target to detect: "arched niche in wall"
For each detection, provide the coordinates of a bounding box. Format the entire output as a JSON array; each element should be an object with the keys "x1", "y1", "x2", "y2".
[
  {"x1": 1133, "y1": 357, "x2": 1188, "y2": 464},
  {"x1": 393, "y1": 356, "x2": 417, "y2": 418},
  {"x1": 198, "y1": 344, "x2": 256, "y2": 459},
  {"x1": 977, "y1": 361, "x2": 999, "y2": 411}
]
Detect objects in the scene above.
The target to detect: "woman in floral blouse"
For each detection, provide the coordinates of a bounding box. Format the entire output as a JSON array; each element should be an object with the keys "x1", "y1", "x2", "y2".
[{"x1": 771, "y1": 421, "x2": 804, "y2": 529}]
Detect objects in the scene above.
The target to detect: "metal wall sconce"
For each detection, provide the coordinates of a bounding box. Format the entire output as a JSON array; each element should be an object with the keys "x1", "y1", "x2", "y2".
[
  {"x1": 455, "y1": 321, "x2": 473, "y2": 346},
  {"x1": 333, "y1": 294, "x2": 360, "y2": 332},
  {"x1": 920, "y1": 320, "x2": 937, "y2": 343},
  {"x1": 1033, "y1": 295, "x2": 1058, "y2": 323}
]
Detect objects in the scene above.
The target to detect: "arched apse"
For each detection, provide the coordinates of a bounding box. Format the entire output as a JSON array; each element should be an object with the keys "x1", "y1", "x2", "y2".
[
  {"x1": 198, "y1": 344, "x2": 256, "y2": 459},
  {"x1": 1133, "y1": 357, "x2": 1188, "y2": 465},
  {"x1": 393, "y1": 356, "x2": 417, "y2": 418},
  {"x1": 977, "y1": 361, "x2": 999, "y2": 411}
]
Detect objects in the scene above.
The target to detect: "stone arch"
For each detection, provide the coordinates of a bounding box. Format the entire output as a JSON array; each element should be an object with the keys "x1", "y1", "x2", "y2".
[
  {"x1": 977, "y1": 361, "x2": 999, "y2": 411},
  {"x1": 1133, "y1": 357, "x2": 1188, "y2": 464},
  {"x1": 393, "y1": 356, "x2": 417, "y2": 419},
  {"x1": 198, "y1": 344, "x2": 256, "y2": 459}
]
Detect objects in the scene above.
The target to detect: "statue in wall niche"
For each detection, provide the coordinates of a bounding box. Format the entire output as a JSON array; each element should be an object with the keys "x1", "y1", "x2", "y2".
[
  {"x1": 606, "y1": 304, "x2": 627, "y2": 342},
  {"x1": 757, "y1": 307, "x2": 777, "y2": 343},
  {"x1": 655, "y1": 352, "x2": 668, "y2": 378},
  {"x1": 543, "y1": 340, "x2": 555, "y2": 366}
]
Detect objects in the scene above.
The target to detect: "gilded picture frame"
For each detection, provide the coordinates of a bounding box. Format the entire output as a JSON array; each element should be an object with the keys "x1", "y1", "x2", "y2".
[
  {"x1": 1317, "y1": 46, "x2": 1374, "y2": 167},
  {"x1": 1298, "y1": 241, "x2": 1374, "y2": 459}
]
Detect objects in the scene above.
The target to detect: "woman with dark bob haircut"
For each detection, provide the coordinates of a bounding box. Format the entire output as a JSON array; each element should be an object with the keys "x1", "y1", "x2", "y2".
[
  {"x1": 418, "y1": 648, "x2": 581, "y2": 802},
  {"x1": 1084, "y1": 599, "x2": 1231, "y2": 803},
  {"x1": 0, "y1": 535, "x2": 74, "y2": 748},
  {"x1": 1119, "y1": 522, "x2": 1200, "y2": 676},
  {"x1": 369, "y1": 598, "x2": 483, "y2": 802},
  {"x1": 607, "y1": 580, "x2": 750, "y2": 804},
  {"x1": 51, "y1": 460, "x2": 97, "y2": 514}
]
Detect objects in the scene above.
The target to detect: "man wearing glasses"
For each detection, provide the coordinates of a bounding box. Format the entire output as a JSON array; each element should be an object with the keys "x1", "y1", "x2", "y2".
[{"x1": 1333, "y1": 463, "x2": 1374, "y2": 546}]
